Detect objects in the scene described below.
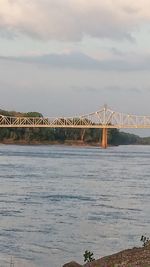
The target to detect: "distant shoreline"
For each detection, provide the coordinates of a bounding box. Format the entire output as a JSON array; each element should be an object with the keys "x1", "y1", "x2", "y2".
[
  {"x1": 0, "y1": 139, "x2": 149, "y2": 146},
  {"x1": 0, "y1": 139, "x2": 101, "y2": 147}
]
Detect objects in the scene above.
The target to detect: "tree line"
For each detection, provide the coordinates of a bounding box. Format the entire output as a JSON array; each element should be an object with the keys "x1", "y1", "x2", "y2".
[{"x1": 0, "y1": 108, "x2": 144, "y2": 145}]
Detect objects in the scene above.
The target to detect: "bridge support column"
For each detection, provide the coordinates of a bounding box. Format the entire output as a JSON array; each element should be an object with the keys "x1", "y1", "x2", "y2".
[{"x1": 101, "y1": 128, "x2": 108, "y2": 148}]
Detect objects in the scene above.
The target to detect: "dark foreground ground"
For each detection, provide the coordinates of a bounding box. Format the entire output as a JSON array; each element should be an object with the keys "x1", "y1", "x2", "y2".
[{"x1": 63, "y1": 242, "x2": 150, "y2": 267}]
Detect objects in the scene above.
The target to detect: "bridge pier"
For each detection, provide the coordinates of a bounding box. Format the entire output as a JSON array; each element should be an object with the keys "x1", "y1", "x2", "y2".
[{"x1": 101, "y1": 128, "x2": 108, "y2": 148}]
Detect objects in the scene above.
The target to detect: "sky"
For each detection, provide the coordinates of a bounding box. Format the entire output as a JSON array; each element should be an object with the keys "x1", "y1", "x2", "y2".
[{"x1": 1, "y1": 0, "x2": 150, "y2": 135}]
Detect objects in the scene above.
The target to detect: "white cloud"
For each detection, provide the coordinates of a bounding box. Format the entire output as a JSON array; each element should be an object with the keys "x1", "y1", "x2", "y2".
[{"x1": 0, "y1": 0, "x2": 150, "y2": 41}]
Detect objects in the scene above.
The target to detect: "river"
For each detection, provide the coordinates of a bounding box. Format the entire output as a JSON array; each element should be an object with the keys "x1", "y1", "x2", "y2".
[{"x1": 0, "y1": 144, "x2": 149, "y2": 267}]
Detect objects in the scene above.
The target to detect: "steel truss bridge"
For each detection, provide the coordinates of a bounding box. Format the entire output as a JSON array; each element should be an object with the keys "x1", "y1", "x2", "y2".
[{"x1": 0, "y1": 105, "x2": 150, "y2": 148}]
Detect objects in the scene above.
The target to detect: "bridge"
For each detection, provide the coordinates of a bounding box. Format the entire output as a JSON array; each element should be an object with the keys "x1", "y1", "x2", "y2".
[{"x1": 0, "y1": 105, "x2": 150, "y2": 148}]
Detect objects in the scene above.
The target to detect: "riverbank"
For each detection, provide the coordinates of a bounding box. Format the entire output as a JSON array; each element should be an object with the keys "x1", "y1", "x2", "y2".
[
  {"x1": 0, "y1": 139, "x2": 101, "y2": 147},
  {"x1": 63, "y1": 242, "x2": 150, "y2": 267}
]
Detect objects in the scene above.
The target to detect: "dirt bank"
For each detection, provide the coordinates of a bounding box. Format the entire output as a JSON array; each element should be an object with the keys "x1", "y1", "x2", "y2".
[{"x1": 63, "y1": 242, "x2": 150, "y2": 267}]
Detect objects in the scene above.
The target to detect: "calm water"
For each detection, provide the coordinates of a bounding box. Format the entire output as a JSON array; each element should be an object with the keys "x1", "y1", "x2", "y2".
[{"x1": 0, "y1": 144, "x2": 150, "y2": 267}]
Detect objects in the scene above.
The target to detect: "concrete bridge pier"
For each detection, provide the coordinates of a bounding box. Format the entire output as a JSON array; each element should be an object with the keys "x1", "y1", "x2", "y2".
[{"x1": 101, "y1": 127, "x2": 108, "y2": 148}]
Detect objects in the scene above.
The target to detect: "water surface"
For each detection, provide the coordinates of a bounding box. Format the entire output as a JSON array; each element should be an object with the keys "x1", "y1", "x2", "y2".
[{"x1": 0, "y1": 144, "x2": 149, "y2": 267}]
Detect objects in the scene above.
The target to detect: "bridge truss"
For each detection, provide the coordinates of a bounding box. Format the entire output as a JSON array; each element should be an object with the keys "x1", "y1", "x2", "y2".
[{"x1": 0, "y1": 106, "x2": 150, "y2": 129}]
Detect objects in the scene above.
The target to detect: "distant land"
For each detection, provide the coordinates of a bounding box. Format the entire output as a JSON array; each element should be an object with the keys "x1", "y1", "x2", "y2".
[{"x1": 0, "y1": 108, "x2": 150, "y2": 146}]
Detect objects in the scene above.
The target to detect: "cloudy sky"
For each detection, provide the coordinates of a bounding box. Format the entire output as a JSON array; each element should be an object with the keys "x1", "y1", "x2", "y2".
[{"x1": 1, "y1": 0, "x2": 150, "y2": 135}]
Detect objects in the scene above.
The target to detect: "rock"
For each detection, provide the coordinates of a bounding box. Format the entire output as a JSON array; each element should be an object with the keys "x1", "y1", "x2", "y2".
[{"x1": 63, "y1": 261, "x2": 83, "y2": 267}]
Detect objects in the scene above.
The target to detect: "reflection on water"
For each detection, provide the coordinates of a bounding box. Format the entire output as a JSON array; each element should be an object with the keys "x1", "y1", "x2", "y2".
[{"x1": 0, "y1": 144, "x2": 149, "y2": 267}]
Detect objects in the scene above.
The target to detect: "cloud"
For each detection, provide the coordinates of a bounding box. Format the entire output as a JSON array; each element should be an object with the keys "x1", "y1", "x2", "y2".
[
  {"x1": 1, "y1": 51, "x2": 150, "y2": 71},
  {"x1": 0, "y1": 0, "x2": 150, "y2": 41},
  {"x1": 72, "y1": 85, "x2": 99, "y2": 93},
  {"x1": 104, "y1": 85, "x2": 141, "y2": 94},
  {"x1": 0, "y1": 52, "x2": 102, "y2": 69}
]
